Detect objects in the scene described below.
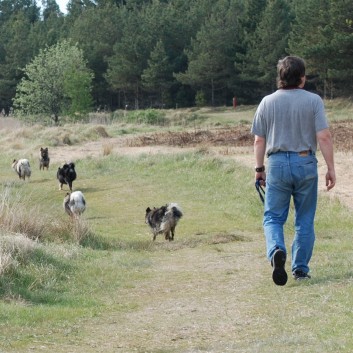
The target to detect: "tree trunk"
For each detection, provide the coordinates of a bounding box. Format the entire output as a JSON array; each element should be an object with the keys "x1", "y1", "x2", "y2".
[
  {"x1": 52, "y1": 114, "x2": 59, "y2": 125},
  {"x1": 135, "y1": 83, "x2": 139, "y2": 110},
  {"x1": 211, "y1": 78, "x2": 215, "y2": 106}
]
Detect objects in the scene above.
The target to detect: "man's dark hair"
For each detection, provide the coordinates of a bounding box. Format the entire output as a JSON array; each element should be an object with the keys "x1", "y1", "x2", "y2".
[{"x1": 277, "y1": 56, "x2": 306, "y2": 89}]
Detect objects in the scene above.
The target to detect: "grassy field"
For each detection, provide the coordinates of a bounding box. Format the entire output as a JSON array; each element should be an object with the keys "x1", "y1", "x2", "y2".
[{"x1": 0, "y1": 102, "x2": 353, "y2": 352}]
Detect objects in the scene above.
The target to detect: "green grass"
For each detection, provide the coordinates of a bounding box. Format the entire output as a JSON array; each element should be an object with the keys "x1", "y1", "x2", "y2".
[
  {"x1": 324, "y1": 98, "x2": 353, "y2": 122},
  {"x1": 1, "y1": 105, "x2": 353, "y2": 352},
  {"x1": 0, "y1": 154, "x2": 256, "y2": 321},
  {"x1": 1, "y1": 149, "x2": 353, "y2": 351}
]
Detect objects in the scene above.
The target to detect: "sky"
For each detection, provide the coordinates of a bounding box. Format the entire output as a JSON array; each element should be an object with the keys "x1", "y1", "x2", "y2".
[{"x1": 56, "y1": 0, "x2": 69, "y2": 13}]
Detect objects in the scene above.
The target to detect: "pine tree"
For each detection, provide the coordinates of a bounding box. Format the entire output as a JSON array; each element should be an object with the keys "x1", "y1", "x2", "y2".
[
  {"x1": 0, "y1": 11, "x2": 36, "y2": 111},
  {"x1": 237, "y1": 0, "x2": 292, "y2": 98},
  {"x1": 175, "y1": 0, "x2": 241, "y2": 106},
  {"x1": 142, "y1": 40, "x2": 173, "y2": 107},
  {"x1": 255, "y1": 0, "x2": 293, "y2": 91},
  {"x1": 327, "y1": 0, "x2": 353, "y2": 95},
  {"x1": 234, "y1": 0, "x2": 267, "y2": 101},
  {"x1": 289, "y1": 0, "x2": 333, "y2": 97},
  {"x1": 69, "y1": 4, "x2": 123, "y2": 108},
  {"x1": 105, "y1": 6, "x2": 150, "y2": 109}
]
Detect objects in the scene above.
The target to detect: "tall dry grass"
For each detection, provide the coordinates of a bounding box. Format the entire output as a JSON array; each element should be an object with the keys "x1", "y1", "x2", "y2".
[
  {"x1": 0, "y1": 186, "x2": 93, "y2": 244},
  {"x1": 102, "y1": 142, "x2": 114, "y2": 156},
  {"x1": 0, "y1": 233, "x2": 38, "y2": 275},
  {"x1": 0, "y1": 187, "x2": 50, "y2": 240},
  {"x1": 0, "y1": 185, "x2": 93, "y2": 277},
  {"x1": 71, "y1": 217, "x2": 92, "y2": 243}
]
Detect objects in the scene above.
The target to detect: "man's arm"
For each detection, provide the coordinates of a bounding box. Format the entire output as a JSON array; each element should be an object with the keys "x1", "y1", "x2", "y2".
[
  {"x1": 254, "y1": 135, "x2": 266, "y2": 182},
  {"x1": 317, "y1": 128, "x2": 336, "y2": 191}
]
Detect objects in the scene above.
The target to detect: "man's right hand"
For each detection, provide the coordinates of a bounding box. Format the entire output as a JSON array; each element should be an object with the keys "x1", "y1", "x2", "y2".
[{"x1": 326, "y1": 170, "x2": 336, "y2": 191}]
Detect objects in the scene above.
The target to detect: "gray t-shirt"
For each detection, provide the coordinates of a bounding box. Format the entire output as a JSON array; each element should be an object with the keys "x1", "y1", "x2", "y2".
[{"x1": 251, "y1": 89, "x2": 329, "y2": 155}]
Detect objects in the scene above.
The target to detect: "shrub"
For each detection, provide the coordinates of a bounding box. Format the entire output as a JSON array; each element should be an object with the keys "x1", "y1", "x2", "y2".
[
  {"x1": 125, "y1": 109, "x2": 166, "y2": 125},
  {"x1": 195, "y1": 91, "x2": 207, "y2": 107}
]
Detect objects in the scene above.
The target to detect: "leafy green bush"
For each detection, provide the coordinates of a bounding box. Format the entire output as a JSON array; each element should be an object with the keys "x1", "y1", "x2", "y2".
[
  {"x1": 125, "y1": 109, "x2": 166, "y2": 125},
  {"x1": 195, "y1": 90, "x2": 207, "y2": 107}
]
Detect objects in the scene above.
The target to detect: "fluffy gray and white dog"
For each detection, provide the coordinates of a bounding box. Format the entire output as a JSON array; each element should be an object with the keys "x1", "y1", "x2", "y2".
[
  {"x1": 145, "y1": 203, "x2": 183, "y2": 241},
  {"x1": 12, "y1": 158, "x2": 31, "y2": 180},
  {"x1": 63, "y1": 191, "x2": 86, "y2": 218}
]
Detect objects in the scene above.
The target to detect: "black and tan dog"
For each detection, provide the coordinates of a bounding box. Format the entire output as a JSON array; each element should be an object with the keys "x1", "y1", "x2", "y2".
[
  {"x1": 57, "y1": 162, "x2": 77, "y2": 191},
  {"x1": 39, "y1": 147, "x2": 50, "y2": 170},
  {"x1": 145, "y1": 203, "x2": 183, "y2": 241}
]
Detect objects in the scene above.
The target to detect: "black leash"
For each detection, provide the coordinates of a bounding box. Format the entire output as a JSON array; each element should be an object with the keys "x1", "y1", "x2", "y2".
[{"x1": 255, "y1": 179, "x2": 265, "y2": 204}]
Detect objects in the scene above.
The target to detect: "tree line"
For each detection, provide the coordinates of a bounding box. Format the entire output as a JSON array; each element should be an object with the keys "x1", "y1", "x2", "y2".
[{"x1": 0, "y1": 0, "x2": 352, "y2": 118}]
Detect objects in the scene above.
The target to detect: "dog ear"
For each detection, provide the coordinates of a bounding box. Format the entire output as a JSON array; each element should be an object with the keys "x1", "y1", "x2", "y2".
[{"x1": 146, "y1": 207, "x2": 151, "y2": 213}]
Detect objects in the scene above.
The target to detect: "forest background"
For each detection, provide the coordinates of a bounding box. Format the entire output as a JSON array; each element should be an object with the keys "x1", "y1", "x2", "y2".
[{"x1": 0, "y1": 0, "x2": 353, "y2": 116}]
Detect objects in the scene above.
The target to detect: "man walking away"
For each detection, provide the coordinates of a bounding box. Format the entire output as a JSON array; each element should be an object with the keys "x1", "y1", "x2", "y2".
[{"x1": 251, "y1": 56, "x2": 336, "y2": 286}]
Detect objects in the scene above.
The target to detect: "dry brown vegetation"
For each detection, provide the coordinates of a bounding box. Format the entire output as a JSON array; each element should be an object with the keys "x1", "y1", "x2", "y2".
[
  {"x1": 127, "y1": 125, "x2": 253, "y2": 148},
  {"x1": 127, "y1": 121, "x2": 353, "y2": 152},
  {"x1": 329, "y1": 121, "x2": 353, "y2": 151}
]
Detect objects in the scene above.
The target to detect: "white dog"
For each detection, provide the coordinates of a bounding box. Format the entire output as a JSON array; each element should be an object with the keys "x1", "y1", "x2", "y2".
[
  {"x1": 63, "y1": 191, "x2": 86, "y2": 218},
  {"x1": 12, "y1": 159, "x2": 31, "y2": 180}
]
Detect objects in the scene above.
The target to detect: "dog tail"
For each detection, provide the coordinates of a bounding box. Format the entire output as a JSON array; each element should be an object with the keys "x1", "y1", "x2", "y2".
[
  {"x1": 66, "y1": 191, "x2": 86, "y2": 217},
  {"x1": 160, "y1": 203, "x2": 183, "y2": 231},
  {"x1": 168, "y1": 203, "x2": 183, "y2": 219},
  {"x1": 16, "y1": 159, "x2": 31, "y2": 178},
  {"x1": 22, "y1": 161, "x2": 31, "y2": 174},
  {"x1": 70, "y1": 191, "x2": 86, "y2": 209}
]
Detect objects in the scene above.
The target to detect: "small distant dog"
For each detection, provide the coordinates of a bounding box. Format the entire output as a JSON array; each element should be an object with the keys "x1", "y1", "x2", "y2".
[
  {"x1": 145, "y1": 203, "x2": 183, "y2": 241},
  {"x1": 57, "y1": 162, "x2": 77, "y2": 191},
  {"x1": 63, "y1": 191, "x2": 86, "y2": 218},
  {"x1": 39, "y1": 147, "x2": 50, "y2": 170},
  {"x1": 12, "y1": 159, "x2": 31, "y2": 180}
]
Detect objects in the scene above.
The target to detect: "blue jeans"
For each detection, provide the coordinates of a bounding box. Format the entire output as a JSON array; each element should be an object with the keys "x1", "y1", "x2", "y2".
[{"x1": 264, "y1": 151, "x2": 318, "y2": 274}]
